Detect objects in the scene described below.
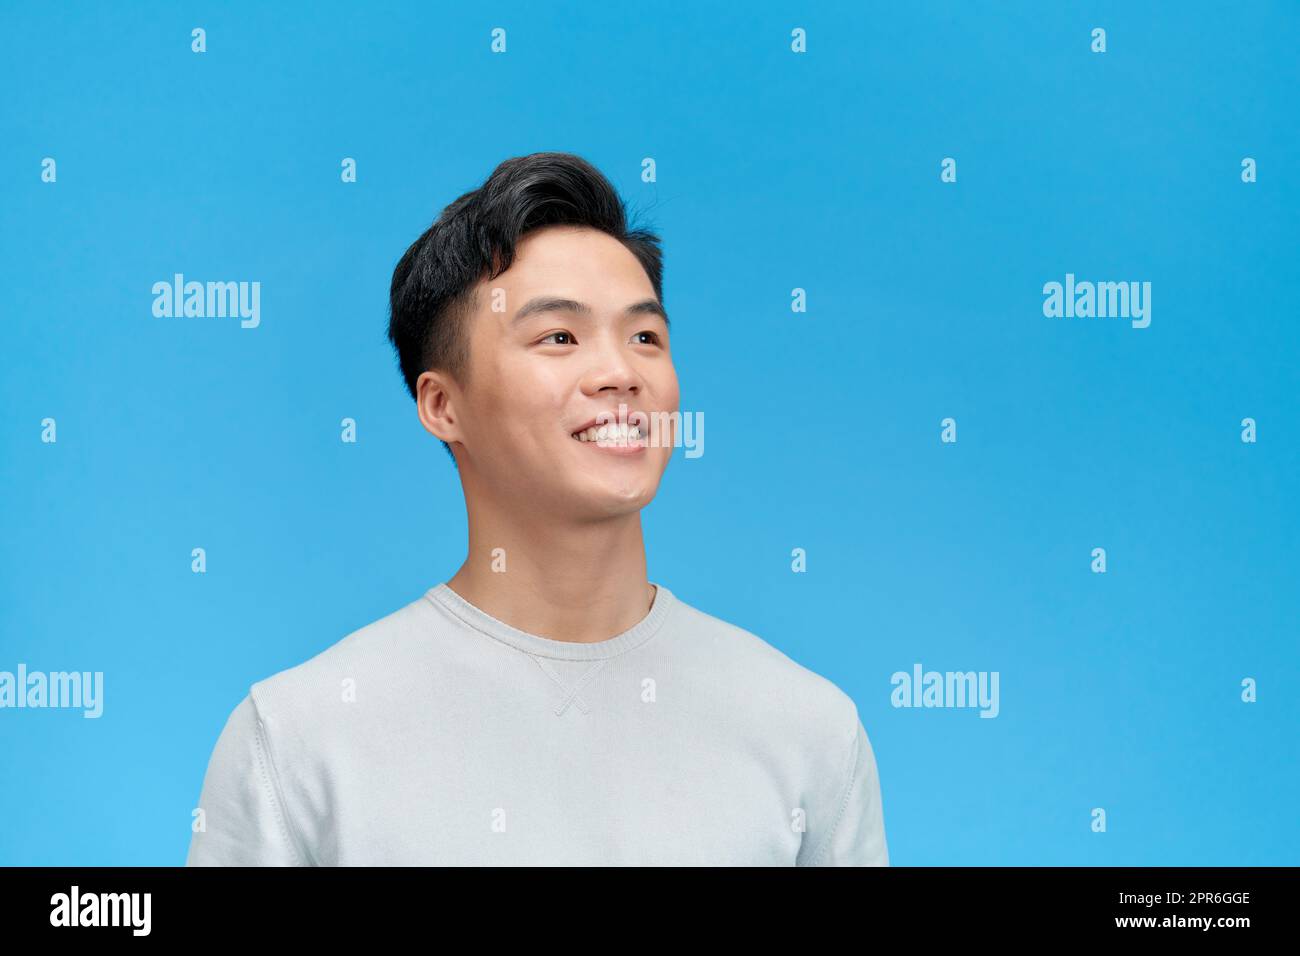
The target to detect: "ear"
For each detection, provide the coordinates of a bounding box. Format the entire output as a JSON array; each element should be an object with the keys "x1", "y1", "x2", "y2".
[{"x1": 416, "y1": 370, "x2": 463, "y2": 446}]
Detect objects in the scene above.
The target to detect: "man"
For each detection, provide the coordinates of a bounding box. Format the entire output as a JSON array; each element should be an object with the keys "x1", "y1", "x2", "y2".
[{"x1": 186, "y1": 152, "x2": 889, "y2": 866}]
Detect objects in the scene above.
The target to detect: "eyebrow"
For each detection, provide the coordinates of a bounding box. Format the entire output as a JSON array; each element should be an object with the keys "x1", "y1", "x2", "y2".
[{"x1": 510, "y1": 296, "x2": 669, "y2": 328}]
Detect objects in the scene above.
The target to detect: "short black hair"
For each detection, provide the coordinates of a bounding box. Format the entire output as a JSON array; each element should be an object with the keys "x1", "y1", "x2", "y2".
[{"x1": 387, "y1": 152, "x2": 665, "y2": 463}]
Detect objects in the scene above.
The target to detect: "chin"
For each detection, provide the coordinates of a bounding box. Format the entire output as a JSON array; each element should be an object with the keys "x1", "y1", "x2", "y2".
[{"x1": 575, "y1": 478, "x2": 658, "y2": 518}]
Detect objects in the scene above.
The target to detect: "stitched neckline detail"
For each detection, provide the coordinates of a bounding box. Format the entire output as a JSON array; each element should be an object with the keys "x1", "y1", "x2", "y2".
[{"x1": 423, "y1": 581, "x2": 676, "y2": 661}]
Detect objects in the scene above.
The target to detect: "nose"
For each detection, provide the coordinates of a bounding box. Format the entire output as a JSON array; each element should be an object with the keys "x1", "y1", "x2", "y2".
[{"x1": 578, "y1": 332, "x2": 643, "y2": 398}]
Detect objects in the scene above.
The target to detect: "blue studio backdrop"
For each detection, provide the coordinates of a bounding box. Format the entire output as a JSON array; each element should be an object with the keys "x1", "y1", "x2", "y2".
[{"x1": 1, "y1": 1, "x2": 1297, "y2": 865}]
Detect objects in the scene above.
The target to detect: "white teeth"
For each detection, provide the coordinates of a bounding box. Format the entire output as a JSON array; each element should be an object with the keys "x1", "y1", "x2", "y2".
[{"x1": 570, "y1": 423, "x2": 644, "y2": 443}]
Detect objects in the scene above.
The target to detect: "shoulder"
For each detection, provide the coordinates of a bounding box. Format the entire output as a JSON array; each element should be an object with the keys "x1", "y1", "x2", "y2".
[
  {"x1": 665, "y1": 591, "x2": 862, "y2": 747},
  {"x1": 240, "y1": 590, "x2": 442, "y2": 743},
  {"x1": 192, "y1": 592, "x2": 444, "y2": 865}
]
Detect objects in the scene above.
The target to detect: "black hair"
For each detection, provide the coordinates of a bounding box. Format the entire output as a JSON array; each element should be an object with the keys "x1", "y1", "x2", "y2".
[{"x1": 387, "y1": 152, "x2": 665, "y2": 463}]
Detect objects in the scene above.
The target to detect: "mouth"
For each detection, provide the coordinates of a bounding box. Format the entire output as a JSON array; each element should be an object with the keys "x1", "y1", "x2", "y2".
[
  {"x1": 570, "y1": 422, "x2": 646, "y2": 445},
  {"x1": 570, "y1": 412, "x2": 650, "y2": 449}
]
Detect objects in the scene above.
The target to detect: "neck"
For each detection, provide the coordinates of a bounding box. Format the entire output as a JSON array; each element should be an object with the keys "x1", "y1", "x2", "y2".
[{"x1": 446, "y1": 488, "x2": 654, "y2": 644}]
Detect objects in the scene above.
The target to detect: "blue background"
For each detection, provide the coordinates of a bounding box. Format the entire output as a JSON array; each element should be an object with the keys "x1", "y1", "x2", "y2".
[{"x1": 1, "y1": 1, "x2": 1296, "y2": 865}]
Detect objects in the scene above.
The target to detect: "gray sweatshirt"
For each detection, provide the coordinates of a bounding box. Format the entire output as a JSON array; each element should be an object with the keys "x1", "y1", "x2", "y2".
[{"x1": 185, "y1": 581, "x2": 889, "y2": 866}]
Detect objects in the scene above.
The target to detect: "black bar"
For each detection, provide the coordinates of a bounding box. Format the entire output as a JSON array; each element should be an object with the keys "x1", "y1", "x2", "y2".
[{"x1": 0, "y1": 866, "x2": 1285, "y2": 940}]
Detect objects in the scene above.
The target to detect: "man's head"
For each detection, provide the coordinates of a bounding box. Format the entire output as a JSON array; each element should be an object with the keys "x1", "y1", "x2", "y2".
[{"x1": 387, "y1": 152, "x2": 679, "y2": 522}]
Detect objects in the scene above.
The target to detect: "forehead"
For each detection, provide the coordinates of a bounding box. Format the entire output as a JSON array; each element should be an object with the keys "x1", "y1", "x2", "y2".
[{"x1": 489, "y1": 225, "x2": 654, "y2": 299}]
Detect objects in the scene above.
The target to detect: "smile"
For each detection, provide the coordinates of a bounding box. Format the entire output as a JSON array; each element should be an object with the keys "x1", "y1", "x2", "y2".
[{"x1": 571, "y1": 422, "x2": 645, "y2": 443}]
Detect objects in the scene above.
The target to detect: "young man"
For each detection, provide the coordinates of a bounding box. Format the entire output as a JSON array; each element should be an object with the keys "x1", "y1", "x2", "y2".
[{"x1": 185, "y1": 152, "x2": 889, "y2": 866}]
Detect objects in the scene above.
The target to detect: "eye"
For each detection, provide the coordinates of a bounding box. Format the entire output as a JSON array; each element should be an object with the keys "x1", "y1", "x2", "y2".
[
  {"x1": 538, "y1": 331, "x2": 576, "y2": 345},
  {"x1": 632, "y1": 330, "x2": 662, "y2": 346}
]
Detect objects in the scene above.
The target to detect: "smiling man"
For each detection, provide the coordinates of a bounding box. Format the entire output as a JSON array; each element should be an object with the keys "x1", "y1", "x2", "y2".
[{"x1": 185, "y1": 152, "x2": 889, "y2": 866}]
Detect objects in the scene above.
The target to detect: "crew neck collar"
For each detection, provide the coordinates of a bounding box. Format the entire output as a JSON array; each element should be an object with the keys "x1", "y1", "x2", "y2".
[{"x1": 423, "y1": 581, "x2": 677, "y2": 661}]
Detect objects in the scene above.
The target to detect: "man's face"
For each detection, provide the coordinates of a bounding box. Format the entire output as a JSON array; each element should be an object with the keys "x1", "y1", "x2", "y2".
[{"x1": 442, "y1": 224, "x2": 679, "y2": 521}]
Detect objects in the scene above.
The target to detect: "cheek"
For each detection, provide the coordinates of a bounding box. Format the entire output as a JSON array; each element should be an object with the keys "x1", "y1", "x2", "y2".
[
  {"x1": 658, "y1": 367, "x2": 681, "y2": 410},
  {"x1": 478, "y1": 357, "x2": 555, "y2": 425},
  {"x1": 499, "y1": 354, "x2": 572, "y2": 409}
]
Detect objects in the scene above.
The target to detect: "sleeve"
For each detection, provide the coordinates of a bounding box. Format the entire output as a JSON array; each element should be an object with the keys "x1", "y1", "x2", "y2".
[
  {"x1": 799, "y1": 715, "x2": 889, "y2": 866},
  {"x1": 185, "y1": 693, "x2": 309, "y2": 866}
]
